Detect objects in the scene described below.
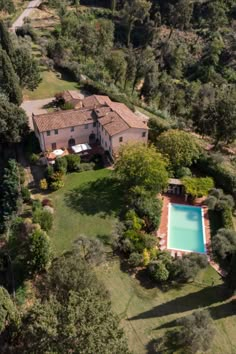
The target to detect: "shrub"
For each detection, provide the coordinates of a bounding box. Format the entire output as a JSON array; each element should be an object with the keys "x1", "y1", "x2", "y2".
[
  {"x1": 212, "y1": 228, "x2": 236, "y2": 262},
  {"x1": 54, "y1": 157, "x2": 67, "y2": 174},
  {"x1": 182, "y1": 177, "x2": 214, "y2": 198},
  {"x1": 27, "y1": 229, "x2": 51, "y2": 274},
  {"x1": 148, "y1": 261, "x2": 169, "y2": 282},
  {"x1": 45, "y1": 166, "x2": 54, "y2": 180},
  {"x1": 32, "y1": 199, "x2": 42, "y2": 211},
  {"x1": 61, "y1": 102, "x2": 75, "y2": 110},
  {"x1": 205, "y1": 195, "x2": 218, "y2": 210},
  {"x1": 50, "y1": 180, "x2": 64, "y2": 191},
  {"x1": 65, "y1": 154, "x2": 81, "y2": 172},
  {"x1": 175, "y1": 167, "x2": 192, "y2": 178},
  {"x1": 39, "y1": 179, "x2": 48, "y2": 190},
  {"x1": 142, "y1": 248, "x2": 150, "y2": 266},
  {"x1": 32, "y1": 208, "x2": 53, "y2": 232},
  {"x1": 29, "y1": 153, "x2": 39, "y2": 164},
  {"x1": 90, "y1": 154, "x2": 104, "y2": 169},
  {"x1": 21, "y1": 186, "x2": 31, "y2": 203},
  {"x1": 128, "y1": 252, "x2": 143, "y2": 267},
  {"x1": 79, "y1": 162, "x2": 95, "y2": 172},
  {"x1": 221, "y1": 207, "x2": 234, "y2": 229}
]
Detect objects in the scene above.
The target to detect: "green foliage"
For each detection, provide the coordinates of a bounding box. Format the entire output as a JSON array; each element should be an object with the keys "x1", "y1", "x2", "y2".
[
  {"x1": 176, "y1": 310, "x2": 215, "y2": 353},
  {"x1": 0, "y1": 287, "x2": 18, "y2": 334},
  {"x1": 148, "y1": 260, "x2": 169, "y2": 282},
  {"x1": 32, "y1": 208, "x2": 53, "y2": 232},
  {"x1": 78, "y1": 162, "x2": 95, "y2": 172},
  {"x1": 12, "y1": 254, "x2": 130, "y2": 353},
  {"x1": 12, "y1": 44, "x2": 41, "y2": 90},
  {"x1": 61, "y1": 102, "x2": 74, "y2": 110},
  {"x1": 182, "y1": 177, "x2": 214, "y2": 198},
  {"x1": 0, "y1": 160, "x2": 21, "y2": 233},
  {"x1": 156, "y1": 130, "x2": 201, "y2": 170},
  {"x1": 65, "y1": 154, "x2": 81, "y2": 172},
  {"x1": 0, "y1": 21, "x2": 14, "y2": 58},
  {"x1": 21, "y1": 186, "x2": 31, "y2": 203},
  {"x1": 172, "y1": 254, "x2": 208, "y2": 282},
  {"x1": 49, "y1": 171, "x2": 65, "y2": 190},
  {"x1": 27, "y1": 229, "x2": 51, "y2": 274},
  {"x1": 54, "y1": 157, "x2": 68, "y2": 174},
  {"x1": 0, "y1": 0, "x2": 15, "y2": 13},
  {"x1": 212, "y1": 228, "x2": 236, "y2": 263},
  {"x1": 115, "y1": 143, "x2": 168, "y2": 193},
  {"x1": 128, "y1": 252, "x2": 143, "y2": 267},
  {"x1": 0, "y1": 49, "x2": 22, "y2": 105},
  {"x1": 0, "y1": 96, "x2": 28, "y2": 143},
  {"x1": 221, "y1": 207, "x2": 234, "y2": 230}
]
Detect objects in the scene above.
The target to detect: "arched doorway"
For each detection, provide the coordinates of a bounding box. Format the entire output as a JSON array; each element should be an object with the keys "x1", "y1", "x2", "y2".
[
  {"x1": 68, "y1": 138, "x2": 75, "y2": 147},
  {"x1": 89, "y1": 133, "x2": 96, "y2": 145}
]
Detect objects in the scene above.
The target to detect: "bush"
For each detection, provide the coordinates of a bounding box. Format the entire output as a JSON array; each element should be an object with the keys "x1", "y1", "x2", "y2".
[
  {"x1": 27, "y1": 229, "x2": 51, "y2": 274},
  {"x1": 42, "y1": 198, "x2": 53, "y2": 207},
  {"x1": 29, "y1": 153, "x2": 39, "y2": 164},
  {"x1": 175, "y1": 167, "x2": 192, "y2": 178},
  {"x1": 128, "y1": 252, "x2": 143, "y2": 267},
  {"x1": 39, "y1": 179, "x2": 48, "y2": 190},
  {"x1": 54, "y1": 157, "x2": 67, "y2": 174},
  {"x1": 61, "y1": 102, "x2": 75, "y2": 110},
  {"x1": 32, "y1": 208, "x2": 53, "y2": 232},
  {"x1": 45, "y1": 166, "x2": 54, "y2": 180},
  {"x1": 79, "y1": 162, "x2": 95, "y2": 172},
  {"x1": 90, "y1": 154, "x2": 104, "y2": 169},
  {"x1": 32, "y1": 199, "x2": 42, "y2": 211},
  {"x1": 195, "y1": 154, "x2": 236, "y2": 195},
  {"x1": 221, "y1": 207, "x2": 234, "y2": 229},
  {"x1": 50, "y1": 180, "x2": 64, "y2": 191},
  {"x1": 148, "y1": 261, "x2": 169, "y2": 282},
  {"x1": 205, "y1": 195, "x2": 218, "y2": 210},
  {"x1": 21, "y1": 186, "x2": 31, "y2": 203},
  {"x1": 65, "y1": 154, "x2": 81, "y2": 172}
]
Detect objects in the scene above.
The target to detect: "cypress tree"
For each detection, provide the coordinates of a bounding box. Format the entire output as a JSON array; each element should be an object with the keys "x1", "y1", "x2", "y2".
[
  {"x1": 0, "y1": 20, "x2": 14, "y2": 59},
  {"x1": 0, "y1": 49, "x2": 22, "y2": 105}
]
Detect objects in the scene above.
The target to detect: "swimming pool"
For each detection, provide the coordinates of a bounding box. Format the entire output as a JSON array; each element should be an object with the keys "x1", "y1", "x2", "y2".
[{"x1": 168, "y1": 204, "x2": 206, "y2": 253}]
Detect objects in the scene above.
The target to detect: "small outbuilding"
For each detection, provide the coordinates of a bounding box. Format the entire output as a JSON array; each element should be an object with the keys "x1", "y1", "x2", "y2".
[{"x1": 167, "y1": 178, "x2": 184, "y2": 195}]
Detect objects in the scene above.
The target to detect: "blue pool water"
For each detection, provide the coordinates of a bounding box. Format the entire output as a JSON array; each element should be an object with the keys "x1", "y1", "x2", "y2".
[{"x1": 168, "y1": 204, "x2": 205, "y2": 253}]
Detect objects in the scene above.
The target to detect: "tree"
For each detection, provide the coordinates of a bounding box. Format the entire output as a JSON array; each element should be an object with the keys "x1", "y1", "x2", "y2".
[
  {"x1": 182, "y1": 177, "x2": 214, "y2": 198},
  {"x1": 0, "y1": 160, "x2": 21, "y2": 233},
  {"x1": 0, "y1": 0, "x2": 15, "y2": 13},
  {"x1": 12, "y1": 254, "x2": 130, "y2": 353},
  {"x1": 172, "y1": 254, "x2": 208, "y2": 282},
  {"x1": 106, "y1": 51, "x2": 127, "y2": 85},
  {"x1": 0, "y1": 96, "x2": 28, "y2": 144},
  {"x1": 114, "y1": 143, "x2": 168, "y2": 193},
  {"x1": 0, "y1": 287, "x2": 19, "y2": 334},
  {"x1": 156, "y1": 130, "x2": 201, "y2": 170},
  {"x1": 141, "y1": 64, "x2": 159, "y2": 101},
  {"x1": 13, "y1": 45, "x2": 41, "y2": 90},
  {"x1": 212, "y1": 228, "x2": 236, "y2": 263},
  {"x1": 27, "y1": 229, "x2": 51, "y2": 274},
  {"x1": 0, "y1": 21, "x2": 14, "y2": 58},
  {"x1": 65, "y1": 154, "x2": 80, "y2": 171},
  {"x1": 176, "y1": 310, "x2": 215, "y2": 353},
  {"x1": 0, "y1": 49, "x2": 22, "y2": 105},
  {"x1": 122, "y1": 0, "x2": 152, "y2": 46}
]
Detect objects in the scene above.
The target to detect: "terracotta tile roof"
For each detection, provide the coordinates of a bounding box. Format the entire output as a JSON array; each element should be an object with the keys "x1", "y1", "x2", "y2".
[
  {"x1": 62, "y1": 90, "x2": 84, "y2": 102},
  {"x1": 82, "y1": 95, "x2": 112, "y2": 108},
  {"x1": 95, "y1": 106, "x2": 112, "y2": 117},
  {"x1": 33, "y1": 109, "x2": 94, "y2": 132},
  {"x1": 108, "y1": 102, "x2": 148, "y2": 130},
  {"x1": 99, "y1": 112, "x2": 129, "y2": 136}
]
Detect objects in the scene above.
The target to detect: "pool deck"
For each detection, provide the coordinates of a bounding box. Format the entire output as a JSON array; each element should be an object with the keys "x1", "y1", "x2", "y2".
[{"x1": 157, "y1": 194, "x2": 226, "y2": 277}]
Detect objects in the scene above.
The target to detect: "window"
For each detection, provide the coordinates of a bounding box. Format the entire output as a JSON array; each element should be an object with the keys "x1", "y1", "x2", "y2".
[
  {"x1": 52, "y1": 143, "x2": 57, "y2": 150},
  {"x1": 119, "y1": 137, "x2": 123, "y2": 142},
  {"x1": 71, "y1": 127, "x2": 75, "y2": 132},
  {"x1": 54, "y1": 129, "x2": 58, "y2": 135},
  {"x1": 84, "y1": 124, "x2": 88, "y2": 129},
  {"x1": 46, "y1": 131, "x2": 51, "y2": 136},
  {"x1": 105, "y1": 142, "x2": 107, "y2": 148},
  {"x1": 93, "y1": 122, "x2": 96, "y2": 127},
  {"x1": 142, "y1": 131, "x2": 146, "y2": 138}
]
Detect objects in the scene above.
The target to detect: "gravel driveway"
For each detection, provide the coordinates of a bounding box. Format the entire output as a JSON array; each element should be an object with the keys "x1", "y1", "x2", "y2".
[
  {"x1": 11, "y1": 0, "x2": 42, "y2": 31},
  {"x1": 21, "y1": 98, "x2": 54, "y2": 130}
]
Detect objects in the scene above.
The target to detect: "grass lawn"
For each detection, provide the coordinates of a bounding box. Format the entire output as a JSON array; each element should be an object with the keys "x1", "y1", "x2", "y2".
[
  {"x1": 98, "y1": 260, "x2": 236, "y2": 354},
  {"x1": 48, "y1": 169, "x2": 123, "y2": 255},
  {"x1": 46, "y1": 168, "x2": 236, "y2": 354},
  {"x1": 23, "y1": 71, "x2": 79, "y2": 100}
]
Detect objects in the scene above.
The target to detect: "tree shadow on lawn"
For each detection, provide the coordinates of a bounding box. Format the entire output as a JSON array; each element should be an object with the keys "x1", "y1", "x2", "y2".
[
  {"x1": 65, "y1": 177, "x2": 125, "y2": 218},
  {"x1": 128, "y1": 283, "x2": 230, "y2": 321}
]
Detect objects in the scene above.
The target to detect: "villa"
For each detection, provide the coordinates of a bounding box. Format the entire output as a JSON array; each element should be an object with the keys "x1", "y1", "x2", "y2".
[{"x1": 33, "y1": 93, "x2": 148, "y2": 158}]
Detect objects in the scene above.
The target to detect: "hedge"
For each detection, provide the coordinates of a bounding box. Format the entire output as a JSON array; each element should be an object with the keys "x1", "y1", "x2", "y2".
[
  {"x1": 195, "y1": 154, "x2": 236, "y2": 196},
  {"x1": 221, "y1": 207, "x2": 234, "y2": 230}
]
